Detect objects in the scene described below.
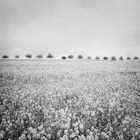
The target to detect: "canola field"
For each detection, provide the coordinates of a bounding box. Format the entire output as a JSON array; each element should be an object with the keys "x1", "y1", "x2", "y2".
[{"x1": 0, "y1": 59, "x2": 140, "y2": 140}]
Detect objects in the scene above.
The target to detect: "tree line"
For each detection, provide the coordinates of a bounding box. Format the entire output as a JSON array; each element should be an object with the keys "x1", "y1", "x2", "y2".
[{"x1": 1, "y1": 54, "x2": 139, "y2": 60}]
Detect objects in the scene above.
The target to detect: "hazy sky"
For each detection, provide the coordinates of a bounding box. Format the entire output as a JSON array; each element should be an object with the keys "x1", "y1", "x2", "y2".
[{"x1": 0, "y1": 0, "x2": 140, "y2": 58}]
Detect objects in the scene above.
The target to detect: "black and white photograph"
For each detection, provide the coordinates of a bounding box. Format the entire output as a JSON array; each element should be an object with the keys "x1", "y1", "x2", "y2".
[{"x1": 0, "y1": 0, "x2": 140, "y2": 139}]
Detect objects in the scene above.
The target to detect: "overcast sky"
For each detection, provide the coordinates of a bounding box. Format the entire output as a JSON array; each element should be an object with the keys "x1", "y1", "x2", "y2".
[{"x1": 0, "y1": 0, "x2": 140, "y2": 58}]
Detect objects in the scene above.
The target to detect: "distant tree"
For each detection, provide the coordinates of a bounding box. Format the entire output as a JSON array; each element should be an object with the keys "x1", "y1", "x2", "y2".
[
  {"x1": 61, "y1": 56, "x2": 66, "y2": 60},
  {"x1": 95, "y1": 56, "x2": 100, "y2": 60},
  {"x1": 126, "y1": 56, "x2": 131, "y2": 60},
  {"x1": 103, "y1": 56, "x2": 108, "y2": 60},
  {"x1": 2, "y1": 55, "x2": 9, "y2": 58},
  {"x1": 77, "y1": 54, "x2": 83, "y2": 59},
  {"x1": 25, "y1": 54, "x2": 32, "y2": 58},
  {"x1": 111, "y1": 56, "x2": 117, "y2": 61},
  {"x1": 36, "y1": 54, "x2": 43, "y2": 58},
  {"x1": 133, "y1": 56, "x2": 139, "y2": 60},
  {"x1": 119, "y1": 56, "x2": 123, "y2": 60},
  {"x1": 47, "y1": 53, "x2": 53, "y2": 58},
  {"x1": 15, "y1": 55, "x2": 19, "y2": 58},
  {"x1": 87, "y1": 56, "x2": 92, "y2": 59},
  {"x1": 68, "y1": 55, "x2": 74, "y2": 59}
]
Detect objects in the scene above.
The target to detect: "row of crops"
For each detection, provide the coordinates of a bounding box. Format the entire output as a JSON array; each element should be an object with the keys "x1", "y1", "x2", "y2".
[{"x1": 0, "y1": 60, "x2": 140, "y2": 140}]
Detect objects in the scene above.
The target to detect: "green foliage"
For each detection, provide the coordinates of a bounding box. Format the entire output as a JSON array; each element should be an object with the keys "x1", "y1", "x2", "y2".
[
  {"x1": 61, "y1": 56, "x2": 66, "y2": 59},
  {"x1": 133, "y1": 56, "x2": 139, "y2": 60},
  {"x1": 87, "y1": 56, "x2": 92, "y2": 59},
  {"x1": 103, "y1": 56, "x2": 108, "y2": 60},
  {"x1": 111, "y1": 56, "x2": 117, "y2": 61},
  {"x1": 15, "y1": 55, "x2": 19, "y2": 58},
  {"x1": 126, "y1": 56, "x2": 131, "y2": 60},
  {"x1": 36, "y1": 54, "x2": 43, "y2": 58},
  {"x1": 2, "y1": 55, "x2": 9, "y2": 58},
  {"x1": 95, "y1": 56, "x2": 100, "y2": 60},
  {"x1": 47, "y1": 53, "x2": 53, "y2": 58},
  {"x1": 119, "y1": 56, "x2": 124, "y2": 60},
  {"x1": 68, "y1": 55, "x2": 74, "y2": 59},
  {"x1": 77, "y1": 54, "x2": 83, "y2": 59},
  {"x1": 25, "y1": 54, "x2": 32, "y2": 58}
]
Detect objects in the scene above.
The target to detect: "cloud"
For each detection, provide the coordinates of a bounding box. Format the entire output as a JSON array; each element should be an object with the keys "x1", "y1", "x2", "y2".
[{"x1": 0, "y1": 0, "x2": 140, "y2": 57}]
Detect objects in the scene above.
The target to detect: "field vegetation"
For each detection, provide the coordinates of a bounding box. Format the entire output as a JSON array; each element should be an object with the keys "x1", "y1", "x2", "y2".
[{"x1": 0, "y1": 60, "x2": 140, "y2": 140}]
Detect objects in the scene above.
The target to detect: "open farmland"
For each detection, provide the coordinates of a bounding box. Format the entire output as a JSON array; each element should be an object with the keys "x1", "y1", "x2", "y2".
[{"x1": 0, "y1": 59, "x2": 140, "y2": 140}]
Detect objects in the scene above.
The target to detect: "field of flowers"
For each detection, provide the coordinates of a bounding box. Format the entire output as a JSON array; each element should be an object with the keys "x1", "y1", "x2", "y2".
[{"x1": 0, "y1": 59, "x2": 140, "y2": 140}]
